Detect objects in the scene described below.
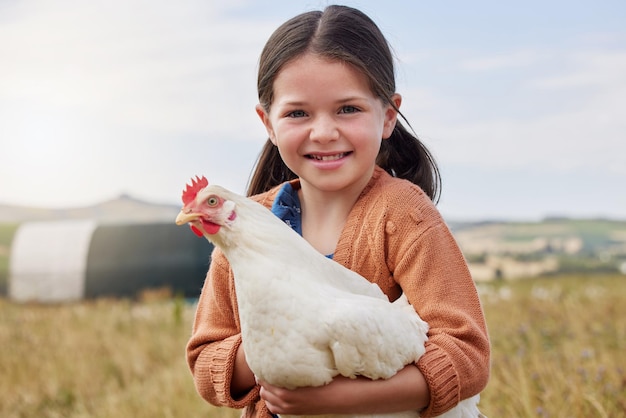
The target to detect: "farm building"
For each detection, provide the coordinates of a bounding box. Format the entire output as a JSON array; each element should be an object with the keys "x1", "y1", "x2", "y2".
[{"x1": 6, "y1": 220, "x2": 213, "y2": 303}]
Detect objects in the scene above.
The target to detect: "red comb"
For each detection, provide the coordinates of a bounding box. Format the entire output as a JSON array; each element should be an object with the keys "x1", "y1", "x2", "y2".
[{"x1": 182, "y1": 176, "x2": 209, "y2": 205}]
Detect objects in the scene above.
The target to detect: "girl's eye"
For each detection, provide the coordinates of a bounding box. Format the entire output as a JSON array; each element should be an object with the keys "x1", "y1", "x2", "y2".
[
  {"x1": 207, "y1": 196, "x2": 219, "y2": 206},
  {"x1": 340, "y1": 105, "x2": 359, "y2": 114},
  {"x1": 287, "y1": 110, "x2": 307, "y2": 118}
]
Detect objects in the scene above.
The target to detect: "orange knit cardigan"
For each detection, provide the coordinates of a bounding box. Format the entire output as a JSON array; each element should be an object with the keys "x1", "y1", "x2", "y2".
[{"x1": 186, "y1": 166, "x2": 490, "y2": 417}]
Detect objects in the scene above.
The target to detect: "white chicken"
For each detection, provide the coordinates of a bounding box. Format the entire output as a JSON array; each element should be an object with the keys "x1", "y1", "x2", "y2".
[{"x1": 176, "y1": 176, "x2": 482, "y2": 418}]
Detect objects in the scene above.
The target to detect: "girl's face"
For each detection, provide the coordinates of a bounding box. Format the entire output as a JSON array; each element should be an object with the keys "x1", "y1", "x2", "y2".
[{"x1": 256, "y1": 53, "x2": 400, "y2": 196}]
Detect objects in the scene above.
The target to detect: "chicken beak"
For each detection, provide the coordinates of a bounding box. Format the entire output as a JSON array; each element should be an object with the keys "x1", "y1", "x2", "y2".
[{"x1": 175, "y1": 210, "x2": 200, "y2": 225}]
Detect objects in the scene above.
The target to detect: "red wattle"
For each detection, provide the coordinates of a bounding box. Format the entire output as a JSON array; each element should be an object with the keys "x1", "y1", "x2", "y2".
[
  {"x1": 201, "y1": 220, "x2": 221, "y2": 235},
  {"x1": 190, "y1": 225, "x2": 203, "y2": 237}
]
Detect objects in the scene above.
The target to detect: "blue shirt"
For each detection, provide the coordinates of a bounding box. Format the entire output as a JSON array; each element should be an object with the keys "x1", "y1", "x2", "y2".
[
  {"x1": 270, "y1": 182, "x2": 333, "y2": 259},
  {"x1": 270, "y1": 182, "x2": 303, "y2": 235}
]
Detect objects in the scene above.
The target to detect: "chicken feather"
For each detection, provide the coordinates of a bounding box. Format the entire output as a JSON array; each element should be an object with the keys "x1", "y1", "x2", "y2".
[{"x1": 176, "y1": 180, "x2": 483, "y2": 418}]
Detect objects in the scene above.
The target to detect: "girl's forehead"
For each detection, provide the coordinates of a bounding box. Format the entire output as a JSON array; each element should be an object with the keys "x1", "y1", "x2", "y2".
[
  {"x1": 275, "y1": 54, "x2": 368, "y2": 88},
  {"x1": 275, "y1": 63, "x2": 371, "y2": 101},
  {"x1": 283, "y1": 53, "x2": 353, "y2": 72}
]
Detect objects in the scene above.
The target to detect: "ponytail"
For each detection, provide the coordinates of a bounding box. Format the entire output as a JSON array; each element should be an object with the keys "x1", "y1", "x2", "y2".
[
  {"x1": 246, "y1": 140, "x2": 296, "y2": 196},
  {"x1": 378, "y1": 122, "x2": 441, "y2": 202}
]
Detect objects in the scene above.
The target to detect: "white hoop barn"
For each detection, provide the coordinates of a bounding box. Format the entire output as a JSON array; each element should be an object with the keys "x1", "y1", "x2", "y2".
[{"x1": 8, "y1": 220, "x2": 213, "y2": 302}]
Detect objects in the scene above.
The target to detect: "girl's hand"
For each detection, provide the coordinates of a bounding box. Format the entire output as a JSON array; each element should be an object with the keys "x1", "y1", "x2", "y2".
[
  {"x1": 258, "y1": 375, "x2": 357, "y2": 415},
  {"x1": 258, "y1": 364, "x2": 429, "y2": 415}
]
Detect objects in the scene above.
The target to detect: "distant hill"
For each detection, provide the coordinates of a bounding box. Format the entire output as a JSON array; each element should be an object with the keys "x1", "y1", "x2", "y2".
[
  {"x1": 450, "y1": 217, "x2": 626, "y2": 254},
  {"x1": 0, "y1": 194, "x2": 181, "y2": 224},
  {"x1": 449, "y1": 217, "x2": 626, "y2": 280}
]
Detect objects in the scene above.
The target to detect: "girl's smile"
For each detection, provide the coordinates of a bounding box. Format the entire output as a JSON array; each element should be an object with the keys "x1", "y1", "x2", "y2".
[{"x1": 306, "y1": 151, "x2": 353, "y2": 171}]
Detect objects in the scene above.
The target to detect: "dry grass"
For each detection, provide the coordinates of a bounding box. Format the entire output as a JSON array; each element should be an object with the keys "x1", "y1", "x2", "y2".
[
  {"x1": 0, "y1": 275, "x2": 624, "y2": 417},
  {"x1": 478, "y1": 274, "x2": 626, "y2": 417},
  {"x1": 0, "y1": 295, "x2": 226, "y2": 418}
]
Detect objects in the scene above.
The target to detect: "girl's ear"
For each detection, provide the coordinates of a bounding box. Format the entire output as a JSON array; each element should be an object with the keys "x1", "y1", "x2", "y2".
[
  {"x1": 382, "y1": 94, "x2": 402, "y2": 139},
  {"x1": 255, "y1": 104, "x2": 276, "y2": 144}
]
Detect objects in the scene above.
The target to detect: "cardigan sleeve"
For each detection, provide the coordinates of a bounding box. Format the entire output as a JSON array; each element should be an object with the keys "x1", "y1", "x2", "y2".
[
  {"x1": 389, "y1": 200, "x2": 490, "y2": 417},
  {"x1": 185, "y1": 248, "x2": 261, "y2": 410}
]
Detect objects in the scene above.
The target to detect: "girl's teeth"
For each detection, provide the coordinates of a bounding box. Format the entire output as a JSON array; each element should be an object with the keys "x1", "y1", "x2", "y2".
[{"x1": 312, "y1": 153, "x2": 345, "y2": 161}]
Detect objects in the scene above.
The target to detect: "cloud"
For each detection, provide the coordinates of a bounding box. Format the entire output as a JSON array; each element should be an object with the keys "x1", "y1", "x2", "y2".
[
  {"x1": 0, "y1": 0, "x2": 271, "y2": 137},
  {"x1": 460, "y1": 50, "x2": 541, "y2": 71},
  {"x1": 400, "y1": 47, "x2": 626, "y2": 176},
  {"x1": 529, "y1": 50, "x2": 626, "y2": 89},
  {"x1": 0, "y1": 0, "x2": 275, "y2": 207}
]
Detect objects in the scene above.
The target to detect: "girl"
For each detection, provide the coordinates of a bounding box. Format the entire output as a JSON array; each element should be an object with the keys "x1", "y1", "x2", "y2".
[{"x1": 187, "y1": 5, "x2": 490, "y2": 417}]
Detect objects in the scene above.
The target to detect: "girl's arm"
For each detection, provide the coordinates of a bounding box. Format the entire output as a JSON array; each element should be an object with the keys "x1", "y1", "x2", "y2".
[
  {"x1": 258, "y1": 364, "x2": 430, "y2": 415},
  {"x1": 231, "y1": 344, "x2": 257, "y2": 399},
  {"x1": 335, "y1": 178, "x2": 490, "y2": 417},
  {"x1": 393, "y1": 218, "x2": 491, "y2": 417}
]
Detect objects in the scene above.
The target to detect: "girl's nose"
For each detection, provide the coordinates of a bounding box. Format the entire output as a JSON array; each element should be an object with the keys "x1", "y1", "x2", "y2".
[{"x1": 309, "y1": 115, "x2": 339, "y2": 143}]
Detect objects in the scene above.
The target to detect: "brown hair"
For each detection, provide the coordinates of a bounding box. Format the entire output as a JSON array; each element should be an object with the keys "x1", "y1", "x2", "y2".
[{"x1": 247, "y1": 5, "x2": 441, "y2": 202}]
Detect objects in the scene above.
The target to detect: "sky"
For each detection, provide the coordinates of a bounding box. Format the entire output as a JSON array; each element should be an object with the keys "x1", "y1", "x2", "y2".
[{"x1": 1, "y1": 0, "x2": 625, "y2": 221}]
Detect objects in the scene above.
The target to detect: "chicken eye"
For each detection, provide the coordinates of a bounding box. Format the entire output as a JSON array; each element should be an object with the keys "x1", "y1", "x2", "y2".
[{"x1": 207, "y1": 196, "x2": 219, "y2": 206}]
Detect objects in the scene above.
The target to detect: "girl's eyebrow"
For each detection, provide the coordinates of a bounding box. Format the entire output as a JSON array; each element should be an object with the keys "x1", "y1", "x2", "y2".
[
  {"x1": 276, "y1": 99, "x2": 307, "y2": 107},
  {"x1": 277, "y1": 95, "x2": 369, "y2": 107},
  {"x1": 336, "y1": 96, "x2": 369, "y2": 103}
]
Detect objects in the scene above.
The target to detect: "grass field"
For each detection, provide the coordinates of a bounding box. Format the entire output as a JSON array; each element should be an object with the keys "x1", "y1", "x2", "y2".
[
  {"x1": 477, "y1": 274, "x2": 625, "y2": 417},
  {"x1": 1, "y1": 274, "x2": 624, "y2": 418}
]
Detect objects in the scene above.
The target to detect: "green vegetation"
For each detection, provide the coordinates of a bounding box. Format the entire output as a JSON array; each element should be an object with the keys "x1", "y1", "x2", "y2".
[
  {"x1": 0, "y1": 223, "x2": 19, "y2": 295},
  {"x1": 453, "y1": 218, "x2": 626, "y2": 278},
  {"x1": 0, "y1": 274, "x2": 624, "y2": 417}
]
